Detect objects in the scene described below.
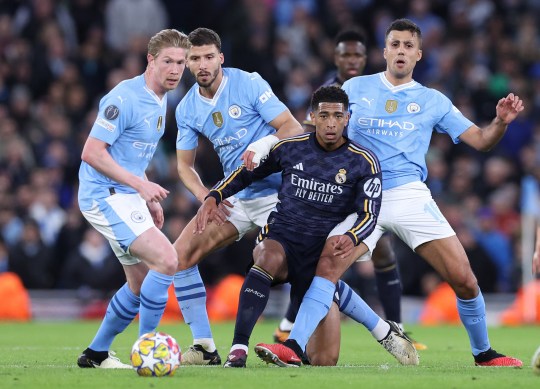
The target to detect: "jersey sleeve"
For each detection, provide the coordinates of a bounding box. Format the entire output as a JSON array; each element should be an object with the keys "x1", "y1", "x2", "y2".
[
  {"x1": 175, "y1": 100, "x2": 199, "y2": 151},
  {"x1": 344, "y1": 147, "x2": 382, "y2": 246},
  {"x1": 248, "y1": 72, "x2": 288, "y2": 124},
  {"x1": 89, "y1": 91, "x2": 133, "y2": 145},
  {"x1": 207, "y1": 147, "x2": 282, "y2": 204},
  {"x1": 432, "y1": 90, "x2": 474, "y2": 144}
]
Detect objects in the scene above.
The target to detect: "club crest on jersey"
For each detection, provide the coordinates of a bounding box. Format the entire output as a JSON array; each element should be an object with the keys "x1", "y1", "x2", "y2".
[
  {"x1": 104, "y1": 105, "x2": 120, "y2": 120},
  {"x1": 335, "y1": 169, "x2": 347, "y2": 184},
  {"x1": 228, "y1": 105, "x2": 242, "y2": 119},
  {"x1": 385, "y1": 100, "x2": 398, "y2": 113},
  {"x1": 212, "y1": 112, "x2": 224, "y2": 127},
  {"x1": 157, "y1": 115, "x2": 163, "y2": 132},
  {"x1": 130, "y1": 211, "x2": 146, "y2": 223},
  {"x1": 406, "y1": 102, "x2": 420, "y2": 113}
]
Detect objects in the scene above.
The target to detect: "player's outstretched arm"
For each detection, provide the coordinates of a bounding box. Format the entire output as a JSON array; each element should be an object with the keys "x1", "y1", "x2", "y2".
[{"x1": 459, "y1": 93, "x2": 524, "y2": 152}]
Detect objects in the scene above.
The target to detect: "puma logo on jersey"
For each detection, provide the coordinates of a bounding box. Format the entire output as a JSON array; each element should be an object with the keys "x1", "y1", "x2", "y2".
[
  {"x1": 117, "y1": 95, "x2": 126, "y2": 103},
  {"x1": 361, "y1": 97, "x2": 374, "y2": 106}
]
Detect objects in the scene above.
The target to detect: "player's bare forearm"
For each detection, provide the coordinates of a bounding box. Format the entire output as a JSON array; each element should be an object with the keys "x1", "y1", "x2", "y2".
[
  {"x1": 533, "y1": 226, "x2": 540, "y2": 274},
  {"x1": 271, "y1": 110, "x2": 303, "y2": 139},
  {"x1": 460, "y1": 93, "x2": 524, "y2": 152},
  {"x1": 82, "y1": 138, "x2": 168, "y2": 202}
]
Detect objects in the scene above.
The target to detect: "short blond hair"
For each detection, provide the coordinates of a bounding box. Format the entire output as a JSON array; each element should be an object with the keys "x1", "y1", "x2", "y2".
[{"x1": 148, "y1": 29, "x2": 190, "y2": 58}]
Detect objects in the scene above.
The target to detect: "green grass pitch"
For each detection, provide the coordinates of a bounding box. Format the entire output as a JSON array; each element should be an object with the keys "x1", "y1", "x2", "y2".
[{"x1": 0, "y1": 320, "x2": 538, "y2": 388}]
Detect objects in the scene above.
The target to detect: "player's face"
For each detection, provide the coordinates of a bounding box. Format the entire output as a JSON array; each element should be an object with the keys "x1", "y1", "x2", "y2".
[
  {"x1": 383, "y1": 30, "x2": 422, "y2": 84},
  {"x1": 335, "y1": 41, "x2": 367, "y2": 81},
  {"x1": 187, "y1": 44, "x2": 224, "y2": 89},
  {"x1": 311, "y1": 102, "x2": 349, "y2": 150},
  {"x1": 147, "y1": 47, "x2": 187, "y2": 94}
]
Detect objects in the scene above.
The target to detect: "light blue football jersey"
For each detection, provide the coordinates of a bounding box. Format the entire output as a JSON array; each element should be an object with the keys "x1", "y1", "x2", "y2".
[
  {"x1": 343, "y1": 72, "x2": 474, "y2": 190},
  {"x1": 176, "y1": 68, "x2": 287, "y2": 199},
  {"x1": 78, "y1": 74, "x2": 168, "y2": 210}
]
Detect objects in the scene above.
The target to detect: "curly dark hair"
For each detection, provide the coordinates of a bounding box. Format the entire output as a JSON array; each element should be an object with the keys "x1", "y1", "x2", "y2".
[{"x1": 310, "y1": 86, "x2": 349, "y2": 111}]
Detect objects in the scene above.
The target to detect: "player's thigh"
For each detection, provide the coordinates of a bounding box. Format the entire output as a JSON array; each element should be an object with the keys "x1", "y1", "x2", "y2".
[
  {"x1": 415, "y1": 235, "x2": 478, "y2": 298},
  {"x1": 174, "y1": 217, "x2": 240, "y2": 270},
  {"x1": 306, "y1": 302, "x2": 341, "y2": 366},
  {"x1": 316, "y1": 236, "x2": 368, "y2": 283},
  {"x1": 130, "y1": 226, "x2": 177, "y2": 274}
]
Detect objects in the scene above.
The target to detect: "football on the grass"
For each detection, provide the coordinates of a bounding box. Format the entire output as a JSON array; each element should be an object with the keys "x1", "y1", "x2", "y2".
[{"x1": 130, "y1": 331, "x2": 181, "y2": 377}]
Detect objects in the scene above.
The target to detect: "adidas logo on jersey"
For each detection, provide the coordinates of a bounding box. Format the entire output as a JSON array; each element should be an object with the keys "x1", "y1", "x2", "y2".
[{"x1": 293, "y1": 163, "x2": 304, "y2": 171}]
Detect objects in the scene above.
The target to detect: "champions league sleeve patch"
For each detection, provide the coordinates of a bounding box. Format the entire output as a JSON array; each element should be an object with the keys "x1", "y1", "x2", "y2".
[{"x1": 104, "y1": 105, "x2": 120, "y2": 120}]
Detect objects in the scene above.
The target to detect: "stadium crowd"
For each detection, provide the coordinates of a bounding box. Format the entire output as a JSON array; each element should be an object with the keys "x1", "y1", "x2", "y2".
[{"x1": 0, "y1": 0, "x2": 539, "y2": 300}]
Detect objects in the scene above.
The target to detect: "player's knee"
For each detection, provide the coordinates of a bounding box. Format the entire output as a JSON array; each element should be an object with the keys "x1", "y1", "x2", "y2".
[
  {"x1": 372, "y1": 242, "x2": 396, "y2": 269},
  {"x1": 157, "y1": 246, "x2": 179, "y2": 275},
  {"x1": 449, "y1": 269, "x2": 478, "y2": 299}
]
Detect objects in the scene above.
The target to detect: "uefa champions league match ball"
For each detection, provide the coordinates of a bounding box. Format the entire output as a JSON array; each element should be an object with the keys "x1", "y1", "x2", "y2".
[
  {"x1": 130, "y1": 331, "x2": 181, "y2": 377},
  {"x1": 532, "y1": 346, "x2": 540, "y2": 376}
]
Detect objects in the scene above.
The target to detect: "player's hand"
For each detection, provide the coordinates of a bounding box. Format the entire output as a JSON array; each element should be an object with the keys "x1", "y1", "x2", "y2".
[
  {"x1": 495, "y1": 93, "x2": 524, "y2": 125},
  {"x1": 147, "y1": 201, "x2": 164, "y2": 229},
  {"x1": 533, "y1": 248, "x2": 540, "y2": 274},
  {"x1": 241, "y1": 135, "x2": 279, "y2": 171},
  {"x1": 332, "y1": 235, "x2": 355, "y2": 259},
  {"x1": 194, "y1": 197, "x2": 218, "y2": 233},
  {"x1": 137, "y1": 180, "x2": 169, "y2": 203},
  {"x1": 212, "y1": 199, "x2": 233, "y2": 226}
]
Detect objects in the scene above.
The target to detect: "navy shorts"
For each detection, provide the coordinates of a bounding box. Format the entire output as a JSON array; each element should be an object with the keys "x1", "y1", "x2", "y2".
[{"x1": 260, "y1": 221, "x2": 327, "y2": 308}]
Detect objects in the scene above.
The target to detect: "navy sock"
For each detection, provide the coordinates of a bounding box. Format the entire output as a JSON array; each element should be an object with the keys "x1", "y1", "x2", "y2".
[
  {"x1": 284, "y1": 300, "x2": 298, "y2": 323},
  {"x1": 232, "y1": 266, "x2": 272, "y2": 346},
  {"x1": 375, "y1": 264, "x2": 401, "y2": 322}
]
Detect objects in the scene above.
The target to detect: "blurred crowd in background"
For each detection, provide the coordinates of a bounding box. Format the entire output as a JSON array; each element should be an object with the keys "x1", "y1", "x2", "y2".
[{"x1": 0, "y1": 0, "x2": 539, "y2": 303}]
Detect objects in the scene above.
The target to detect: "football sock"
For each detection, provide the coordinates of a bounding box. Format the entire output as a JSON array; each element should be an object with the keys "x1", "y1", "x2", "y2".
[
  {"x1": 289, "y1": 276, "x2": 335, "y2": 351},
  {"x1": 374, "y1": 263, "x2": 402, "y2": 322},
  {"x1": 232, "y1": 265, "x2": 273, "y2": 346},
  {"x1": 139, "y1": 270, "x2": 173, "y2": 336},
  {"x1": 283, "y1": 299, "x2": 298, "y2": 325},
  {"x1": 89, "y1": 283, "x2": 139, "y2": 352},
  {"x1": 337, "y1": 280, "x2": 380, "y2": 331},
  {"x1": 174, "y1": 266, "x2": 213, "y2": 345},
  {"x1": 457, "y1": 289, "x2": 490, "y2": 355},
  {"x1": 278, "y1": 317, "x2": 294, "y2": 332}
]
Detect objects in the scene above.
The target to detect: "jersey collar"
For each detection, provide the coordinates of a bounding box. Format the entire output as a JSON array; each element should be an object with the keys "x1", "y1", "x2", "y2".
[{"x1": 379, "y1": 72, "x2": 417, "y2": 93}]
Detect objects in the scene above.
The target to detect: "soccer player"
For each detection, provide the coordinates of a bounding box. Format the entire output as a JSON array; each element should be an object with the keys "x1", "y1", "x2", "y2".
[
  {"x1": 172, "y1": 27, "x2": 304, "y2": 366},
  {"x1": 197, "y1": 86, "x2": 418, "y2": 367},
  {"x1": 255, "y1": 18, "x2": 524, "y2": 368},
  {"x1": 76, "y1": 29, "x2": 190, "y2": 369},
  {"x1": 533, "y1": 226, "x2": 540, "y2": 374},
  {"x1": 275, "y1": 27, "x2": 426, "y2": 351}
]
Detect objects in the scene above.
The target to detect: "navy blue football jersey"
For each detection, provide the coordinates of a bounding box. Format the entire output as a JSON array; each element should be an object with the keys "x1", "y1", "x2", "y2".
[{"x1": 208, "y1": 132, "x2": 382, "y2": 246}]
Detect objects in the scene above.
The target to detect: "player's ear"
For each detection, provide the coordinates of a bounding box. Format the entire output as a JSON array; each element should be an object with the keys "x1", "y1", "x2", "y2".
[
  {"x1": 219, "y1": 52, "x2": 224, "y2": 65},
  {"x1": 417, "y1": 49, "x2": 422, "y2": 61},
  {"x1": 383, "y1": 47, "x2": 387, "y2": 60}
]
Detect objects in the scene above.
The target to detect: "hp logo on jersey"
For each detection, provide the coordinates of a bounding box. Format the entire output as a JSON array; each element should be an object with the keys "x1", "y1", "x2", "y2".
[{"x1": 363, "y1": 177, "x2": 382, "y2": 198}]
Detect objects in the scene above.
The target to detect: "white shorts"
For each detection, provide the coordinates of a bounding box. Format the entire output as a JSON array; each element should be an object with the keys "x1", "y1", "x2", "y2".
[
  {"x1": 81, "y1": 193, "x2": 154, "y2": 265},
  {"x1": 225, "y1": 193, "x2": 279, "y2": 240},
  {"x1": 330, "y1": 181, "x2": 455, "y2": 260}
]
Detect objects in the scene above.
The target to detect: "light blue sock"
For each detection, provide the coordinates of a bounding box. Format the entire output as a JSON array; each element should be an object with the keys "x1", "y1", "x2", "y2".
[
  {"x1": 139, "y1": 270, "x2": 173, "y2": 336},
  {"x1": 337, "y1": 280, "x2": 379, "y2": 331},
  {"x1": 89, "y1": 283, "x2": 139, "y2": 351},
  {"x1": 289, "y1": 276, "x2": 336, "y2": 351},
  {"x1": 457, "y1": 289, "x2": 490, "y2": 355},
  {"x1": 174, "y1": 266, "x2": 212, "y2": 339}
]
